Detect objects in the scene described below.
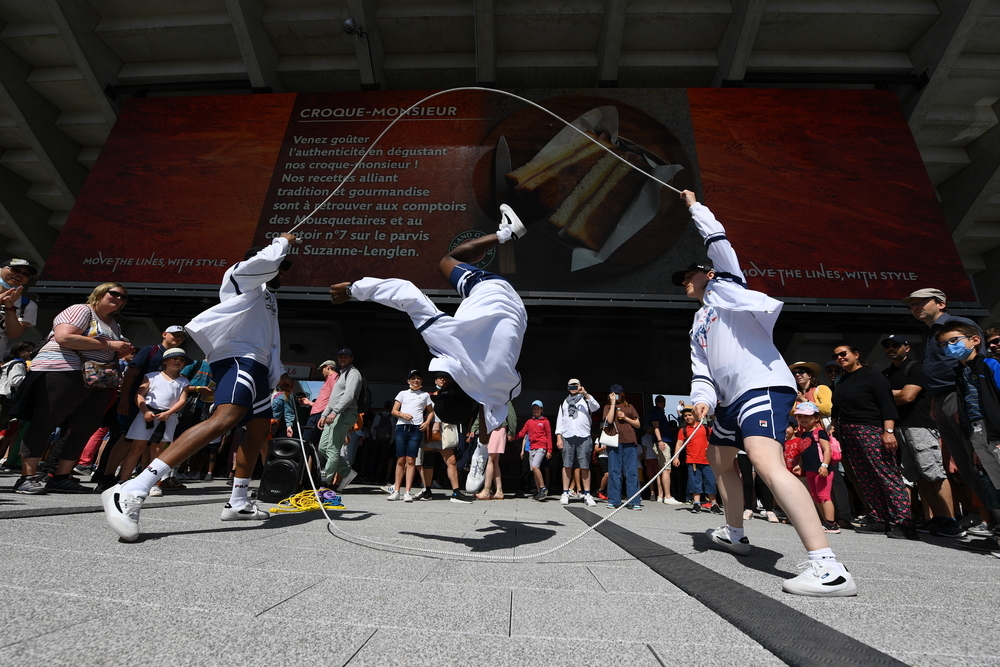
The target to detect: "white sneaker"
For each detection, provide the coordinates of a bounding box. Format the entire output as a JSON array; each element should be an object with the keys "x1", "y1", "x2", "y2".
[
  {"x1": 584, "y1": 493, "x2": 597, "y2": 507},
  {"x1": 665, "y1": 497, "x2": 684, "y2": 505},
  {"x1": 204, "y1": 472, "x2": 213, "y2": 482},
  {"x1": 560, "y1": 492, "x2": 570, "y2": 506},
  {"x1": 338, "y1": 469, "x2": 357, "y2": 493},
  {"x1": 220, "y1": 501, "x2": 269, "y2": 521},
  {"x1": 782, "y1": 561, "x2": 857, "y2": 597},
  {"x1": 148, "y1": 485, "x2": 163, "y2": 497},
  {"x1": 101, "y1": 484, "x2": 144, "y2": 542},
  {"x1": 707, "y1": 526, "x2": 751, "y2": 556},
  {"x1": 382, "y1": 484, "x2": 395, "y2": 494},
  {"x1": 387, "y1": 490, "x2": 400, "y2": 501},
  {"x1": 403, "y1": 491, "x2": 414, "y2": 502},
  {"x1": 498, "y1": 204, "x2": 527, "y2": 240}
]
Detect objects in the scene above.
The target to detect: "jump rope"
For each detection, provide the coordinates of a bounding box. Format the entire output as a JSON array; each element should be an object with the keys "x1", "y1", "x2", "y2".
[
  {"x1": 293, "y1": 416, "x2": 703, "y2": 562},
  {"x1": 281, "y1": 87, "x2": 691, "y2": 560}
]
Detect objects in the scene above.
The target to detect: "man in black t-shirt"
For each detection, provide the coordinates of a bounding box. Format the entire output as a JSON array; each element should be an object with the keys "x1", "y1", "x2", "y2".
[{"x1": 881, "y1": 334, "x2": 964, "y2": 538}]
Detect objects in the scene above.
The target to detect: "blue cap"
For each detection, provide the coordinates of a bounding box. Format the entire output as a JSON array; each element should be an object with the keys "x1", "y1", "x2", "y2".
[
  {"x1": 337, "y1": 348, "x2": 353, "y2": 356},
  {"x1": 531, "y1": 400, "x2": 543, "y2": 408},
  {"x1": 610, "y1": 384, "x2": 623, "y2": 394}
]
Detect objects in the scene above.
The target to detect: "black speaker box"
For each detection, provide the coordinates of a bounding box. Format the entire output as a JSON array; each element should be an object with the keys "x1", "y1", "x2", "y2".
[{"x1": 258, "y1": 437, "x2": 320, "y2": 503}]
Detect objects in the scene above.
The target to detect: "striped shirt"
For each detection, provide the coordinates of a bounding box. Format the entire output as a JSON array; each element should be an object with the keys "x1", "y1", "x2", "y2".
[
  {"x1": 961, "y1": 364, "x2": 984, "y2": 421},
  {"x1": 31, "y1": 304, "x2": 124, "y2": 372}
]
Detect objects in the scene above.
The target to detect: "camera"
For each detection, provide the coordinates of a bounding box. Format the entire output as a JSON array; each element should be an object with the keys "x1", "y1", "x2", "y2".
[
  {"x1": 567, "y1": 384, "x2": 579, "y2": 391},
  {"x1": 343, "y1": 18, "x2": 358, "y2": 35}
]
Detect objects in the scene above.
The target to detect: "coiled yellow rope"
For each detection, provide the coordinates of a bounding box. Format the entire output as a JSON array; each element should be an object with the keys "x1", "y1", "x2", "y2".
[{"x1": 268, "y1": 489, "x2": 346, "y2": 514}]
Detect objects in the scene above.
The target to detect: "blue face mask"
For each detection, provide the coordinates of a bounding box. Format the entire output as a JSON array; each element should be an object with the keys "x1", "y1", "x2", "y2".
[
  {"x1": 0, "y1": 276, "x2": 12, "y2": 290},
  {"x1": 944, "y1": 341, "x2": 973, "y2": 360}
]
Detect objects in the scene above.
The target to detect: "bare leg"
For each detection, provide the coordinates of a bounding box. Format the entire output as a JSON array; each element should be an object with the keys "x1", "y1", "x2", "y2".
[
  {"x1": 233, "y1": 417, "x2": 269, "y2": 478},
  {"x1": 118, "y1": 439, "x2": 150, "y2": 482},
  {"x1": 708, "y1": 446, "x2": 743, "y2": 527},
  {"x1": 491, "y1": 453, "x2": 503, "y2": 496},
  {"x1": 157, "y1": 403, "x2": 246, "y2": 467},
  {"x1": 744, "y1": 435, "x2": 830, "y2": 552},
  {"x1": 532, "y1": 464, "x2": 545, "y2": 491},
  {"x1": 581, "y1": 467, "x2": 591, "y2": 493},
  {"x1": 442, "y1": 449, "x2": 460, "y2": 489},
  {"x1": 394, "y1": 457, "x2": 405, "y2": 491},
  {"x1": 404, "y1": 456, "x2": 416, "y2": 493}
]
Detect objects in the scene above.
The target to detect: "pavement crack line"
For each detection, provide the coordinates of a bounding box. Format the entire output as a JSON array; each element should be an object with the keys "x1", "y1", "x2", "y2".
[
  {"x1": 566, "y1": 507, "x2": 910, "y2": 667},
  {"x1": 341, "y1": 629, "x2": 378, "y2": 666},
  {"x1": 254, "y1": 579, "x2": 326, "y2": 617},
  {"x1": 507, "y1": 590, "x2": 514, "y2": 638},
  {"x1": 646, "y1": 644, "x2": 667, "y2": 667},
  {"x1": 586, "y1": 565, "x2": 608, "y2": 593}
]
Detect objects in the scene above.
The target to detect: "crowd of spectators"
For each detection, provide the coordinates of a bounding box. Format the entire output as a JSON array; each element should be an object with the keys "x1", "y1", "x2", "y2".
[{"x1": 0, "y1": 270, "x2": 998, "y2": 558}]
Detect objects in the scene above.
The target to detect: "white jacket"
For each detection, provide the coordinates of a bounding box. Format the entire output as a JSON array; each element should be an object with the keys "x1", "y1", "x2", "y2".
[
  {"x1": 687, "y1": 203, "x2": 795, "y2": 410},
  {"x1": 186, "y1": 237, "x2": 289, "y2": 389},
  {"x1": 350, "y1": 276, "x2": 525, "y2": 432}
]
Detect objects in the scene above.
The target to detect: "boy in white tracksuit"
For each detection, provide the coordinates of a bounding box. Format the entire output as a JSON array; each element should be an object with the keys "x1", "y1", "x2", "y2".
[
  {"x1": 331, "y1": 206, "x2": 527, "y2": 441},
  {"x1": 103, "y1": 233, "x2": 298, "y2": 541},
  {"x1": 675, "y1": 190, "x2": 855, "y2": 597}
]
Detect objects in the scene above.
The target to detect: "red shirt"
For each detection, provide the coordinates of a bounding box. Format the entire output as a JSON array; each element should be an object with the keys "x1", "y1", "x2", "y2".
[
  {"x1": 309, "y1": 372, "x2": 339, "y2": 415},
  {"x1": 516, "y1": 416, "x2": 552, "y2": 453},
  {"x1": 679, "y1": 424, "x2": 711, "y2": 465}
]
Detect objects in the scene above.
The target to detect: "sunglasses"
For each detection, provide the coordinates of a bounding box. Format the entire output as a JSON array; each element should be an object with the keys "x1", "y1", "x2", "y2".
[
  {"x1": 881, "y1": 342, "x2": 903, "y2": 349},
  {"x1": 792, "y1": 369, "x2": 810, "y2": 374},
  {"x1": 938, "y1": 336, "x2": 968, "y2": 348},
  {"x1": 988, "y1": 338, "x2": 1000, "y2": 347},
  {"x1": 834, "y1": 351, "x2": 850, "y2": 358},
  {"x1": 827, "y1": 367, "x2": 843, "y2": 373},
  {"x1": 107, "y1": 290, "x2": 128, "y2": 301}
]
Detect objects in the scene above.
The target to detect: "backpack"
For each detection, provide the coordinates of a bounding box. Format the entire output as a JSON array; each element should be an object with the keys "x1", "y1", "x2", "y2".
[
  {"x1": 809, "y1": 426, "x2": 842, "y2": 463},
  {"x1": 373, "y1": 413, "x2": 392, "y2": 441},
  {"x1": 0, "y1": 358, "x2": 26, "y2": 399},
  {"x1": 353, "y1": 370, "x2": 372, "y2": 414}
]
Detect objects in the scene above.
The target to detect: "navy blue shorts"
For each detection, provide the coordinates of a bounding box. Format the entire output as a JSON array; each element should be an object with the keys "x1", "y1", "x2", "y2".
[
  {"x1": 209, "y1": 357, "x2": 272, "y2": 427},
  {"x1": 710, "y1": 387, "x2": 796, "y2": 448},
  {"x1": 448, "y1": 262, "x2": 506, "y2": 298}
]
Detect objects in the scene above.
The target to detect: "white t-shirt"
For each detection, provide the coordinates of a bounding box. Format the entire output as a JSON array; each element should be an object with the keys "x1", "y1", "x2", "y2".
[
  {"x1": 142, "y1": 371, "x2": 190, "y2": 411},
  {"x1": 394, "y1": 389, "x2": 432, "y2": 425},
  {"x1": 0, "y1": 297, "x2": 36, "y2": 352}
]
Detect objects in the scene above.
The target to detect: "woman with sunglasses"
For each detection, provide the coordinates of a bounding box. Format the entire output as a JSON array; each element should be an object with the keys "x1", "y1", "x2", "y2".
[
  {"x1": 13, "y1": 282, "x2": 133, "y2": 494},
  {"x1": 831, "y1": 345, "x2": 913, "y2": 538},
  {"x1": 789, "y1": 361, "x2": 832, "y2": 420}
]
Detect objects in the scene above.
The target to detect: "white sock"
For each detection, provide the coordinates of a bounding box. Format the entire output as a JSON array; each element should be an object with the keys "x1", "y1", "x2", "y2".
[
  {"x1": 808, "y1": 547, "x2": 845, "y2": 572},
  {"x1": 229, "y1": 477, "x2": 251, "y2": 509},
  {"x1": 727, "y1": 525, "x2": 745, "y2": 541},
  {"x1": 121, "y1": 459, "x2": 171, "y2": 497},
  {"x1": 496, "y1": 226, "x2": 513, "y2": 244}
]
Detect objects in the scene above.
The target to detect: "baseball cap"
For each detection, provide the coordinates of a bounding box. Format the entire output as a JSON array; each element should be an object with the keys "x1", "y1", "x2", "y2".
[
  {"x1": 161, "y1": 347, "x2": 192, "y2": 365},
  {"x1": 567, "y1": 378, "x2": 580, "y2": 386},
  {"x1": 671, "y1": 262, "x2": 713, "y2": 287},
  {"x1": 531, "y1": 400, "x2": 543, "y2": 408},
  {"x1": 407, "y1": 369, "x2": 422, "y2": 380},
  {"x1": 793, "y1": 401, "x2": 819, "y2": 415},
  {"x1": 881, "y1": 334, "x2": 910, "y2": 348},
  {"x1": 1, "y1": 258, "x2": 38, "y2": 275},
  {"x1": 164, "y1": 325, "x2": 186, "y2": 335},
  {"x1": 337, "y1": 348, "x2": 354, "y2": 356},
  {"x1": 902, "y1": 288, "x2": 946, "y2": 304},
  {"x1": 609, "y1": 383, "x2": 624, "y2": 394}
]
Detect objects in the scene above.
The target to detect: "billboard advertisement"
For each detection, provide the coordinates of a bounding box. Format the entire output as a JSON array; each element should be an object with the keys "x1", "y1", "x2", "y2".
[{"x1": 40, "y1": 88, "x2": 975, "y2": 303}]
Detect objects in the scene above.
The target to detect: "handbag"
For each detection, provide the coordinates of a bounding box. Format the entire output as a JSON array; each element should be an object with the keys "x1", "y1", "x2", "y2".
[
  {"x1": 598, "y1": 397, "x2": 619, "y2": 448},
  {"x1": 76, "y1": 308, "x2": 122, "y2": 390}
]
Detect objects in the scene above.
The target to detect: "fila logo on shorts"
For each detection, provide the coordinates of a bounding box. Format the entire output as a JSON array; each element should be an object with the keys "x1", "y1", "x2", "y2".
[
  {"x1": 709, "y1": 387, "x2": 796, "y2": 447},
  {"x1": 209, "y1": 357, "x2": 273, "y2": 427}
]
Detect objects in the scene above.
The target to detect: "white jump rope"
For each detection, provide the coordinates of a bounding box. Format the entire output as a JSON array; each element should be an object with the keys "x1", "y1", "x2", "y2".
[
  {"x1": 285, "y1": 86, "x2": 682, "y2": 237},
  {"x1": 285, "y1": 87, "x2": 690, "y2": 560},
  {"x1": 295, "y1": 417, "x2": 703, "y2": 562}
]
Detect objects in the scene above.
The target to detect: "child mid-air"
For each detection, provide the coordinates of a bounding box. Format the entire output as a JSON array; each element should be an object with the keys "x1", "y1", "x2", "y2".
[
  {"x1": 117, "y1": 348, "x2": 193, "y2": 492},
  {"x1": 792, "y1": 402, "x2": 839, "y2": 534}
]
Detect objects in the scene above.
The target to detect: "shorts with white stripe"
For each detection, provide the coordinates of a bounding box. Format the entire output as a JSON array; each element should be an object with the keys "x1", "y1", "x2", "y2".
[
  {"x1": 209, "y1": 357, "x2": 273, "y2": 427},
  {"x1": 448, "y1": 262, "x2": 506, "y2": 298},
  {"x1": 710, "y1": 387, "x2": 796, "y2": 448}
]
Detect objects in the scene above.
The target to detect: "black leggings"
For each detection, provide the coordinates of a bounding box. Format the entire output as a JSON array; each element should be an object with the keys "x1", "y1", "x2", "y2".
[
  {"x1": 22, "y1": 371, "x2": 109, "y2": 461},
  {"x1": 737, "y1": 452, "x2": 774, "y2": 511}
]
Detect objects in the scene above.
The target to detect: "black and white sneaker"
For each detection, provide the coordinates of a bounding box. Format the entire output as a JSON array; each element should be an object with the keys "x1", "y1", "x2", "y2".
[
  {"x1": 220, "y1": 501, "x2": 269, "y2": 521},
  {"x1": 13, "y1": 474, "x2": 47, "y2": 495},
  {"x1": 782, "y1": 561, "x2": 857, "y2": 597},
  {"x1": 707, "y1": 526, "x2": 751, "y2": 556},
  {"x1": 498, "y1": 204, "x2": 527, "y2": 240},
  {"x1": 928, "y1": 518, "x2": 966, "y2": 539},
  {"x1": 416, "y1": 488, "x2": 433, "y2": 501},
  {"x1": 450, "y1": 490, "x2": 473, "y2": 504}
]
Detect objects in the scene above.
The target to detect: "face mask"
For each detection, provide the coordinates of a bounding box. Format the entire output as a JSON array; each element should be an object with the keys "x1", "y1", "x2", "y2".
[
  {"x1": 944, "y1": 341, "x2": 973, "y2": 360},
  {"x1": 0, "y1": 276, "x2": 12, "y2": 290}
]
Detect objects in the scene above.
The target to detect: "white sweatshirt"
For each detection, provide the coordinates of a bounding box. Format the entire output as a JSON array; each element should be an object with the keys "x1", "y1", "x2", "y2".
[
  {"x1": 185, "y1": 237, "x2": 289, "y2": 389},
  {"x1": 686, "y1": 203, "x2": 796, "y2": 411},
  {"x1": 350, "y1": 276, "x2": 525, "y2": 432}
]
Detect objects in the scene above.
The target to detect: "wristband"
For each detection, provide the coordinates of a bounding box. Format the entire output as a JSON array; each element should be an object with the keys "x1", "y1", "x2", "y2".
[{"x1": 820, "y1": 463, "x2": 829, "y2": 468}]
